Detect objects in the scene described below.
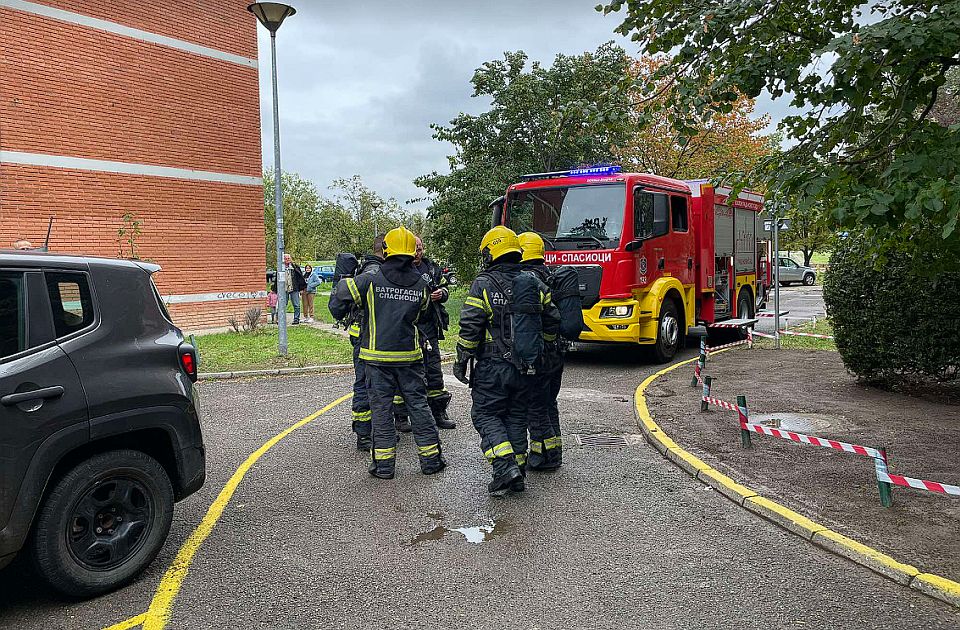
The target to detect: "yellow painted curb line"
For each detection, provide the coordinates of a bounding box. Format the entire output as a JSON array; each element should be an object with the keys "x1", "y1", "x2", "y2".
[
  {"x1": 635, "y1": 354, "x2": 960, "y2": 609},
  {"x1": 128, "y1": 393, "x2": 354, "y2": 630}
]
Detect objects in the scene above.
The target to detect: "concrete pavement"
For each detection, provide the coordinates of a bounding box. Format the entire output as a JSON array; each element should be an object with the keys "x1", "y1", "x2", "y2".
[{"x1": 0, "y1": 346, "x2": 956, "y2": 629}]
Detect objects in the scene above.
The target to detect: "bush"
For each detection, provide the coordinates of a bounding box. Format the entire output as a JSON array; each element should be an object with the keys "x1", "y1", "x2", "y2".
[
  {"x1": 823, "y1": 237, "x2": 960, "y2": 383},
  {"x1": 228, "y1": 307, "x2": 264, "y2": 334}
]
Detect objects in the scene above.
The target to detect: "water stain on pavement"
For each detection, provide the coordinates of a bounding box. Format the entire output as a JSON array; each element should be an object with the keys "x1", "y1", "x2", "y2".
[{"x1": 406, "y1": 515, "x2": 513, "y2": 547}]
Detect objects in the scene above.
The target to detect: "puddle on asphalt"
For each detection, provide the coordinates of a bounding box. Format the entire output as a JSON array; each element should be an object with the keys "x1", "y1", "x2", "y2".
[
  {"x1": 752, "y1": 412, "x2": 835, "y2": 433},
  {"x1": 407, "y1": 514, "x2": 513, "y2": 547}
]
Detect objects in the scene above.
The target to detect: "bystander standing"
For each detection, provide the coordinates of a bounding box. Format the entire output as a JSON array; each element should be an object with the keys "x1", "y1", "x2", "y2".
[
  {"x1": 303, "y1": 264, "x2": 322, "y2": 323},
  {"x1": 272, "y1": 254, "x2": 307, "y2": 325}
]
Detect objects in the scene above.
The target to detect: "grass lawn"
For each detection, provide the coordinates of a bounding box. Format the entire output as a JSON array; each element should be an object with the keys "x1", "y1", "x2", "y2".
[
  {"x1": 438, "y1": 286, "x2": 467, "y2": 354},
  {"x1": 193, "y1": 325, "x2": 353, "y2": 372},
  {"x1": 754, "y1": 318, "x2": 836, "y2": 351},
  {"x1": 781, "y1": 251, "x2": 831, "y2": 267},
  {"x1": 810, "y1": 251, "x2": 831, "y2": 265}
]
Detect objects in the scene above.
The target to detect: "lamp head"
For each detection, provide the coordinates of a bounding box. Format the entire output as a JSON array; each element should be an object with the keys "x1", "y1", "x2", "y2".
[{"x1": 247, "y1": 3, "x2": 296, "y2": 33}]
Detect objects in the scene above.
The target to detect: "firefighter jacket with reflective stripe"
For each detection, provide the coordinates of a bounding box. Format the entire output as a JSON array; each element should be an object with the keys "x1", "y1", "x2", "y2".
[
  {"x1": 414, "y1": 256, "x2": 450, "y2": 339},
  {"x1": 522, "y1": 261, "x2": 566, "y2": 366},
  {"x1": 330, "y1": 255, "x2": 382, "y2": 338},
  {"x1": 457, "y1": 261, "x2": 560, "y2": 360},
  {"x1": 329, "y1": 259, "x2": 430, "y2": 365}
]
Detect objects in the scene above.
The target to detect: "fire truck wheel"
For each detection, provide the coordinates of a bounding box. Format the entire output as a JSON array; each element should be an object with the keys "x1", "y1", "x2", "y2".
[
  {"x1": 737, "y1": 290, "x2": 754, "y2": 320},
  {"x1": 653, "y1": 299, "x2": 681, "y2": 363}
]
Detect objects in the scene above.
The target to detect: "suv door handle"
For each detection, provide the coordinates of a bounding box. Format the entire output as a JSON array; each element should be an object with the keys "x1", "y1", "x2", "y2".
[{"x1": 1, "y1": 386, "x2": 65, "y2": 406}]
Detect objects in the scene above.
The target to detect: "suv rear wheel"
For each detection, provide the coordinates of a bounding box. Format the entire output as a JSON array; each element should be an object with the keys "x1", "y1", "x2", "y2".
[
  {"x1": 30, "y1": 449, "x2": 174, "y2": 597},
  {"x1": 803, "y1": 272, "x2": 816, "y2": 286}
]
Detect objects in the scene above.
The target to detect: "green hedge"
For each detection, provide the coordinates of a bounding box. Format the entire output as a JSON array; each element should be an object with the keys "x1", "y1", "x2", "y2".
[{"x1": 823, "y1": 237, "x2": 960, "y2": 383}]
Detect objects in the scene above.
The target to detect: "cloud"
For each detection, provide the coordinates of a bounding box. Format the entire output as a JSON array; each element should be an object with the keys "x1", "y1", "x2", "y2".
[{"x1": 256, "y1": 1, "x2": 784, "y2": 209}]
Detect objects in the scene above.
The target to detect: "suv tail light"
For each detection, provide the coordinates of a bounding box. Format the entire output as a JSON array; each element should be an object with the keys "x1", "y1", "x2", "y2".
[{"x1": 179, "y1": 343, "x2": 198, "y2": 382}]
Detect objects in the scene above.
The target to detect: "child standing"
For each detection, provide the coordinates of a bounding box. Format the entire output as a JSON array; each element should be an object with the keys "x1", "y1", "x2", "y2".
[{"x1": 267, "y1": 289, "x2": 279, "y2": 324}]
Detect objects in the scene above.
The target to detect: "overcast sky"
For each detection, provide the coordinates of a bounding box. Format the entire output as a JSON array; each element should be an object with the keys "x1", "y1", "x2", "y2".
[{"x1": 256, "y1": 1, "x2": 789, "y2": 210}]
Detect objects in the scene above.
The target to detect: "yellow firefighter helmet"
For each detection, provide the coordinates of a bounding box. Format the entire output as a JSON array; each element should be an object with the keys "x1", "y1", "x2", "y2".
[
  {"x1": 383, "y1": 226, "x2": 417, "y2": 258},
  {"x1": 480, "y1": 226, "x2": 522, "y2": 265},
  {"x1": 518, "y1": 232, "x2": 545, "y2": 262}
]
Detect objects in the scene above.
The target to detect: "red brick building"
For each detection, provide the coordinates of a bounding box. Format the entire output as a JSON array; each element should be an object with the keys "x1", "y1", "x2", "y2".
[{"x1": 0, "y1": 0, "x2": 266, "y2": 330}]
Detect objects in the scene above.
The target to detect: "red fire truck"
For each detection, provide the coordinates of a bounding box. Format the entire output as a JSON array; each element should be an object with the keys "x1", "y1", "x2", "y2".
[{"x1": 492, "y1": 165, "x2": 770, "y2": 361}]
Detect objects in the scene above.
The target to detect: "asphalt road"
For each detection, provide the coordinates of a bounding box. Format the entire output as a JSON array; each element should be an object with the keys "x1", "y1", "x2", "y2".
[
  {"x1": 756, "y1": 284, "x2": 827, "y2": 334},
  {"x1": 1, "y1": 344, "x2": 957, "y2": 629}
]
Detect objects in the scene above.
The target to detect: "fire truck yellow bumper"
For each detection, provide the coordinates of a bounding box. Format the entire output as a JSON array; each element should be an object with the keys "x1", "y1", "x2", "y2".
[{"x1": 578, "y1": 298, "x2": 659, "y2": 344}]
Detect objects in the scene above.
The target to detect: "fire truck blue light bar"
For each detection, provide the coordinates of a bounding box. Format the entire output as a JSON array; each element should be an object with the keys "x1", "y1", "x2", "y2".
[{"x1": 568, "y1": 165, "x2": 622, "y2": 176}]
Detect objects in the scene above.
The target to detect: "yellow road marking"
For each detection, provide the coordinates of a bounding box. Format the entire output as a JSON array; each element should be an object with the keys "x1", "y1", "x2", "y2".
[
  {"x1": 139, "y1": 393, "x2": 353, "y2": 630},
  {"x1": 102, "y1": 613, "x2": 146, "y2": 630}
]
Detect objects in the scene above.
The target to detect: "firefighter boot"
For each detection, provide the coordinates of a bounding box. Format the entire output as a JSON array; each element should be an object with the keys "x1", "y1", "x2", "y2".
[
  {"x1": 512, "y1": 455, "x2": 526, "y2": 492},
  {"x1": 393, "y1": 398, "x2": 412, "y2": 433},
  {"x1": 545, "y1": 445, "x2": 563, "y2": 469},
  {"x1": 368, "y1": 456, "x2": 395, "y2": 480},
  {"x1": 488, "y1": 457, "x2": 523, "y2": 497},
  {"x1": 416, "y1": 441, "x2": 447, "y2": 475},
  {"x1": 428, "y1": 392, "x2": 456, "y2": 430},
  {"x1": 420, "y1": 453, "x2": 447, "y2": 475}
]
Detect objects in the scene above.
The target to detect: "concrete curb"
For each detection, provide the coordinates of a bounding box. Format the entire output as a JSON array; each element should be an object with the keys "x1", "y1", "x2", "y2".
[
  {"x1": 199, "y1": 364, "x2": 354, "y2": 380},
  {"x1": 634, "y1": 354, "x2": 960, "y2": 609}
]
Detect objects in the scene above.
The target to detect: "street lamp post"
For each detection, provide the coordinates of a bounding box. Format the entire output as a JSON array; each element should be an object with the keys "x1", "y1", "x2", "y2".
[
  {"x1": 769, "y1": 200, "x2": 789, "y2": 350},
  {"x1": 371, "y1": 199, "x2": 382, "y2": 240},
  {"x1": 249, "y1": 3, "x2": 296, "y2": 355}
]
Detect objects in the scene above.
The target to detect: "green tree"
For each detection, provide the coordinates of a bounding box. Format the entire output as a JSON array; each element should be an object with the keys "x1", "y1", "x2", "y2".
[
  {"x1": 931, "y1": 66, "x2": 960, "y2": 126},
  {"x1": 263, "y1": 169, "x2": 322, "y2": 264},
  {"x1": 780, "y1": 204, "x2": 834, "y2": 267},
  {"x1": 265, "y1": 172, "x2": 422, "y2": 264},
  {"x1": 318, "y1": 175, "x2": 404, "y2": 257},
  {"x1": 415, "y1": 43, "x2": 634, "y2": 280},
  {"x1": 600, "y1": 1, "x2": 960, "y2": 269},
  {"x1": 616, "y1": 56, "x2": 778, "y2": 179}
]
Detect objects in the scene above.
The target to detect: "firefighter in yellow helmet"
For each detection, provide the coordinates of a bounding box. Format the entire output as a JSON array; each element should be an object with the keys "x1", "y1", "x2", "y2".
[
  {"x1": 454, "y1": 226, "x2": 560, "y2": 495},
  {"x1": 519, "y1": 231, "x2": 565, "y2": 470},
  {"x1": 329, "y1": 226, "x2": 446, "y2": 478}
]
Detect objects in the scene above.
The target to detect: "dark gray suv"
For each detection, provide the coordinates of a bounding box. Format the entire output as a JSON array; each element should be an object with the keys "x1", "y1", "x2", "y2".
[{"x1": 0, "y1": 252, "x2": 205, "y2": 597}]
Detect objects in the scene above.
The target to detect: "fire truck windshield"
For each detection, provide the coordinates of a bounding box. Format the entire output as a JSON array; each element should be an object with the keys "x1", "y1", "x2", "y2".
[{"x1": 507, "y1": 183, "x2": 626, "y2": 247}]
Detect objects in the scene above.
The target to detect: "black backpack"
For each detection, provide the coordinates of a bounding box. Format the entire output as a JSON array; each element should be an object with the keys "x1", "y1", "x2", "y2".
[
  {"x1": 482, "y1": 270, "x2": 544, "y2": 373},
  {"x1": 551, "y1": 266, "x2": 584, "y2": 341},
  {"x1": 333, "y1": 252, "x2": 359, "y2": 285}
]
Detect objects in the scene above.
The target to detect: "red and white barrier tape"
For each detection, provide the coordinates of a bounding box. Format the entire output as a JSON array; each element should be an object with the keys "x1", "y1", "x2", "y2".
[
  {"x1": 876, "y1": 471, "x2": 960, "y2": 497},
  {"x1": 706, "y1": 338, "x2": 751, "y2": 353},
  {"x1": 750, "y1": 330, "x2": 835, "y2": 340},
  {"x1": 708, "y1": 322, "x2": 749, "y2": 329},
  {"x1": 702, "y1": 396, "x2": 740, "y2": 412},
  {"x1": 874, "y1": 456, "x2": 960, "y2": 497},
  {"x1": 778, "y1": 330, "x2": 835, "y2": 340},
  {"x1": 740, "y1": 422, "x2": 882, "y2": 459}
]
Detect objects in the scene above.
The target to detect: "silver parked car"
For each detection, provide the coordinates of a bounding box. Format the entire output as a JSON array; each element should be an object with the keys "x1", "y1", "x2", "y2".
[{"x1": 778, "y1": 257, "x2": 817, "y2": 286}]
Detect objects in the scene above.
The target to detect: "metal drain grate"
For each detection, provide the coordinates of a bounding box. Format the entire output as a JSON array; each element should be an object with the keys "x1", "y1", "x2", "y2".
[{"x1": 572, "y1": 433, "x2": 644, "y2": 448}]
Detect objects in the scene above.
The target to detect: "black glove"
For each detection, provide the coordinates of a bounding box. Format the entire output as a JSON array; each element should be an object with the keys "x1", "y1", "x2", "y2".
[{"x1": 453, "y1": 346, "x2": 473, "y2": 385}]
